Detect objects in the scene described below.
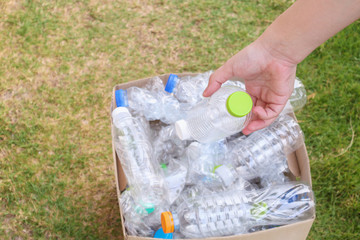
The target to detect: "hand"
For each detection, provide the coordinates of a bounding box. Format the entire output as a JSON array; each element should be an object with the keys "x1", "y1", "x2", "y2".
[{"x1": 203, "y1": 40, "x2": 297, "y2": 135}]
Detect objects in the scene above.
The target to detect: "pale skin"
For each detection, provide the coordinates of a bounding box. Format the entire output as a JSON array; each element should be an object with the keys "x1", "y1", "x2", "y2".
[{"x1": 203, "y1": 0, "x2": 360, "y2": 135}]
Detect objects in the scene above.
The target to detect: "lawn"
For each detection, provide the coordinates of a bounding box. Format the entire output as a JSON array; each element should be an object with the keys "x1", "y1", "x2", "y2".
[{"x1": 0, "y1": 0, "x2": 359, "y2": 239}]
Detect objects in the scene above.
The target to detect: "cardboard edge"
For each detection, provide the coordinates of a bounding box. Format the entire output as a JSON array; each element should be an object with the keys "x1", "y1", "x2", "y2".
[
  {"x1": 111, "y1": 101, "x2": 128, "y2": 240},
  {"x1": 125, "y1": 219, "x2": 315, "y2": 240}
]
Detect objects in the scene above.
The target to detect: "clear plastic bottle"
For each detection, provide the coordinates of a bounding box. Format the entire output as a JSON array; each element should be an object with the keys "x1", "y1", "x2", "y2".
[
  {"x1": 184, "y1": 141, "x2": 247, "y2": 190},
  {"x1": 161, "y1": 182, "x2": 315, "y2": 238},
  {"x1": 226, "y1": 114, "x2": 304, "y2": 182},
  {"x1": 165, "y1": 72, "x2": 306, "y2": 115},
  {"x1": 165, "y1": 72, "x2": 248, "y2": 110},
  {"x1": 165, "y1": 72, "x2": 212, "y2": 108},
  {"x1": 162, "y1": 159, "x2": 188, "y2": 204},
  {"x1": 112, "y1": 89, "x2": 164, "y2": 211},
  {"x1": 223, "y1": 79, "x2": 246, "y2": 90},
  {"x1": 127, "y1": 77, "x2": 183, "y2": 124},
  {"x1": 120, "y1": 190, "x2": 156, "y2": 237},
  {"x1": 184, "y1": 142, "x2": 225, "y2": 186},
  {"x1": 152, "y1": 125, "x2": 187, "y2": 165},
  {"x1": 120, "y1": 188, "x2": 171, "y2": 237},
  {"x1": 175, "y1": 86, "x2": 253, "y2": 143}
]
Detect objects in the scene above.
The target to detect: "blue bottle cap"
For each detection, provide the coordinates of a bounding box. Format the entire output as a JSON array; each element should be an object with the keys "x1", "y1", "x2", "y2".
[
  {"x1": 154, "y1": 228, "x2": 173, "y2": 239},
  {"x1": 165, "y1": 74, "x2": 179, "y2": 93},
  {"x1": 115, "y1": 89, "x2": 129, "y2": 107}
]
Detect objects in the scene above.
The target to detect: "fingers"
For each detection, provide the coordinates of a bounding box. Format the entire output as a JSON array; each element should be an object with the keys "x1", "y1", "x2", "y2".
[
  {"x1": 252, "y1": 104, "x2": 284, "y2": 121},
  {"x1": 242, "y1": 104, "x2": 285, "y2": 135},
  {"x1": 203, "y1": 63, "x2": 234, "y2": 97},
  {"x1": 242, "y1": 118, "x2": 277, "y2": 135}
]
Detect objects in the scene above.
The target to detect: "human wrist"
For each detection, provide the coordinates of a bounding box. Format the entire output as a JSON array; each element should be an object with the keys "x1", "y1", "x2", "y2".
[{"x1": 255, "y1": 28, "x2": 304, "y2": 66}]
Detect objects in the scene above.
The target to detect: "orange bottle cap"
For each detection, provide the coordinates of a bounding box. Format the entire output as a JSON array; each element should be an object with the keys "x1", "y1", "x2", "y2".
[{"x1": 161, "y1": 211, "x2": 175, "y2": 233}]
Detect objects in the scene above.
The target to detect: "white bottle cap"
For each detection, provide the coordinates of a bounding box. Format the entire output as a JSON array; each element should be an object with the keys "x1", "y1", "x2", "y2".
[
  {"x1": 215, "y1": 165, "x2": 236, "y2": 187},
  {"x1": 175, "y1": 119, "x2": 191, "y2": 140},
  {"x1": 112, "y1": 107, "x2": 131, "y2": 120},
  {"x1": 186, "y1": 142, "x2": 202, "y2": 159},
  {"x1": 188, "y1": 141, "x2": 201, "y2": 150}
]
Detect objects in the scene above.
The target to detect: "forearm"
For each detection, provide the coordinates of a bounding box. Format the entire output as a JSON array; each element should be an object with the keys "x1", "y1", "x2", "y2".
[{"x1": 258, "y1": 0, "x2": 360, "y2": 64}]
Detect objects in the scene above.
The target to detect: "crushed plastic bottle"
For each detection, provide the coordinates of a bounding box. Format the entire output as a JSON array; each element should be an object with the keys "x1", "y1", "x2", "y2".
[
  {"x1": 112, "y1": 89, "x2": 165, "y2": 212},
  {"x1": 161, "y1": 182, "x2": 315, "y2": 238},
  {"x1": 225, "y1": 114, "x2": 304, "y2": 183},
  {"x1": 120, "y1": 189, "x2": 156, "y2": 237},
  {"x1": 127, "y1": 77, "x2": 183, "y2": 124},
  {"x1": 183, "y1": 141, "x2": 253, "y2": 191},
  {"x1": 184, "y1": 141, "x2": 228, "y2": 187},
  {"x1": 281, "y1": 77, "x2": 307, "y2": 114},
  {"x1": 165, "y1": 72, "x2": 212, "y2": 109},
  {"x1": 170, "y1": 185, "x2": 213, "y2": 212},
  {"x1": 165, "y1": 72, "x2": 250, "y2": 110},
  {"x1": 162, "y1": 159, "x2": 188, "y2": 204},
  {"x1": 175, "y1": 86, "x2": 253, "y2": 143},
  {"x1": 120, "y1": 188, "x2": 171, "y2": 237},
  {"x1": 152, "y1": 125, "x2": 187, "y2": 165}
]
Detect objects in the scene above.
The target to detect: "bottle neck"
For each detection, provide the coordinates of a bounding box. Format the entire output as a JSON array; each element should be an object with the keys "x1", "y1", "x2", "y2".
[
  {"x1": 214, "y1": 165, "x2": 237, "y2": 187},
  {"x1": 172, "y1": 211, "x2": 180, "y2": 232}
]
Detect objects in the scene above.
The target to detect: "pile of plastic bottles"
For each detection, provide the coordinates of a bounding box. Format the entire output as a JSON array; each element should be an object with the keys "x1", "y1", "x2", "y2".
[{"x1": 111, "y1": 71, "x2": 314, "y2": 239}]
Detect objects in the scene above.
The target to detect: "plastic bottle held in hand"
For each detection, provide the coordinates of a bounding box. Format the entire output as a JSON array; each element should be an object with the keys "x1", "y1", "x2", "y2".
[
  {"x1": 161, "y1": 182, "x2": 315, "y2": 238},
  {"x1": 175, "y1": 86, "x2": 253, "y2": 143}
]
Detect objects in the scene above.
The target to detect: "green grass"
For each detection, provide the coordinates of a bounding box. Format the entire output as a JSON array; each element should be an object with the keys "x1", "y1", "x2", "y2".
[{"x1": 0, "y1": 0, "x2": 359, "y2": 239}]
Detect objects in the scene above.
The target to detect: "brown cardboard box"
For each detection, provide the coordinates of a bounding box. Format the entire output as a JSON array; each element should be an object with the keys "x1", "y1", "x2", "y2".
[{"x1": 111, "y1": 73, "x2": 315, "y2": 240}]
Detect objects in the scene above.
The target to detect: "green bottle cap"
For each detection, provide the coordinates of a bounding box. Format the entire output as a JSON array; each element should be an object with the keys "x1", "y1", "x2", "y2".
[
  {"x1": 250, "y1": 202, "x2": 268, "y2": 218},
  {"x1": 211, "y1": 164, "x2": 223, "y2": 174},
  {"x1": 226, "y1": 91, "x2": 253, "y2": 117}
]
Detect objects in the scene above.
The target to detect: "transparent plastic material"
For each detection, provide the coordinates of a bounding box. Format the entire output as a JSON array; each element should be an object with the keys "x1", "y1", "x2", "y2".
[
  {"x1": 161, "y1": 182, "x2": 315, "y2": 238},
  {"x1": 113, "y1": 72, "x2": 313, "y2": 238},
  {"x1": 167, "y1": 71, "x2": 212, "y2": 109},
  {"x1": 127, "y1": 77, "x2": 184, "y2": 124},
  {"x1": 183, "y1": 141, "x2": 255, "y2": 191},
  {"x1": 282, "y1": 77, "x2": 307, "y2": 114},
  {"x1": 175, "y1": 86, "x2": 252, "y2": 143},
  {"x1": 162, "y1": 159, "x2": 188, "y2": 204},
  {"x1": 226, "y1": 114, "x2": 304, "y2": 184},
  {"x1": 120, "y1": 189, "x2": 170, "y2": 237},
  {"x1": 112, "y1": 107, "x2": 164, "y2": 210},
  {"x1": 223, "y1": 80, "x2": 246, "y2": 89},
  {"x1": 166, "y1": 71, "x2": 249, "y2": 110},
  {"x1": 290, "y1": 77, "x2": 307, "y2": 112},
  {"x1": 184, "y1": 141, "x2": 228, "y2": 188},
  {"x1": 153, "y1": 125, "x2": 187, "y2": 165}
]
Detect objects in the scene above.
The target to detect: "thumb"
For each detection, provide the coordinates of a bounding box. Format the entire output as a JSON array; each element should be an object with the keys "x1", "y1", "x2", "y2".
[{"x1": 203, "y1": 62, "x2": 234, "y2": 97}]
